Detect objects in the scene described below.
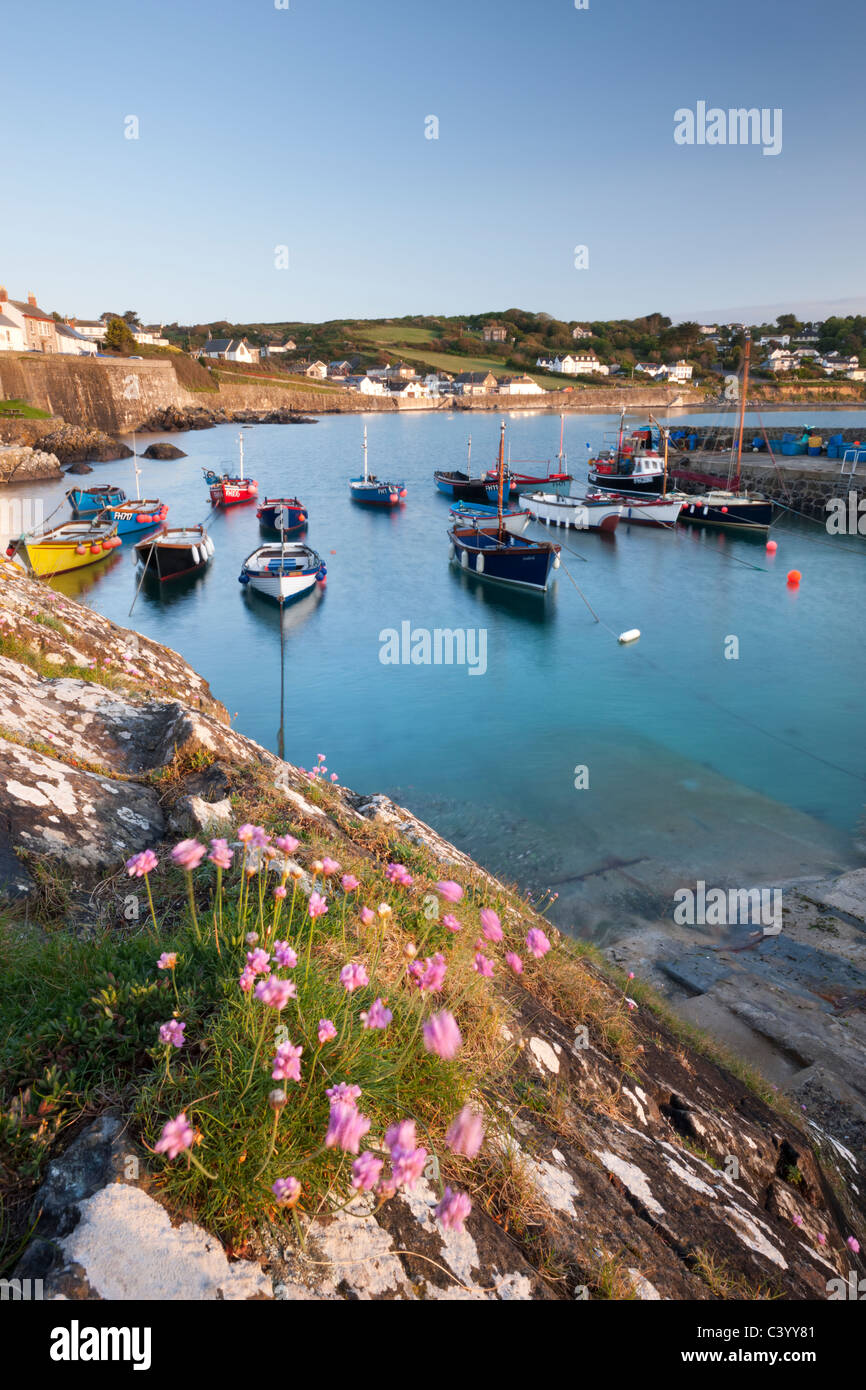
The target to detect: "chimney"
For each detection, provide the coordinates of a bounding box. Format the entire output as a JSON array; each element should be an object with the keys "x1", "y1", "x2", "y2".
[
  {"x1": 27, "y1": 292, "x2": 37, "y2": 307},
  {"x1": 0, "y1": 286, "x2": 6, "y2": 303}
]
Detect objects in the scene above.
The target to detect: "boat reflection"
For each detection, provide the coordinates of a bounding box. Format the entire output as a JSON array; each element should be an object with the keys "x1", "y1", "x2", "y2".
[{"x1": 46, "y1": 548, "x2": 125, "y2": 599}]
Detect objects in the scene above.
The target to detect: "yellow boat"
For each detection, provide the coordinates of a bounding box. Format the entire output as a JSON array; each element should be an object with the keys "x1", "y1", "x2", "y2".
[{"x1": 6, "y1": 521, "x2": 122, "y2": 578}]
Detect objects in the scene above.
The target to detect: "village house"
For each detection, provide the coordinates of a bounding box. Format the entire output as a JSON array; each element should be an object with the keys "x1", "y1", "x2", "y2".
[
  {"x1": 635, "y1": 361, "x2": 667, "y2": 379},
  {"x1": 667, "y1": 359, "x2": 694, "y2": 382},
  {"x1": 383, "y1": 363, "x2": 417, "y2": 382},
  {"x1": 388, "y1": 379, "x2": 429, "y2": 399},
  {"x1": 454, "y1": 371, "x2": 497, "y2": 396},
  {"x1": 698, "y1": 324, "x2": 718, "y2": 335},
  {"x1": 0, "y1": 289, "x2": 27, "y2": 351},
  {"x1": 758, "y1": 334, "x2": 791, "y2": 348},
  {"x1": 423, "y1": 372, "x2": 454, "y2": 396},
  {"x1": 1, "y1": 290, "x2": 59, "y2": 353},
  {"x1": 55, "y1": 323, "x2": 98, "y2": 356},
  {"x1": 67, "y1": 318, "x2": 107, "y2": 344},
  {"x1": 482, "y1": 322, "x2": 508, "y2": 343},
  {"x1": 497, "y1": 374, "x2": 546, "y2": 396},
  {"x1": 261, "y1": 339, "x2": 296, "y2": 356},
  {"x1": 539, "y1": 353, "x2": 609, "y2": 377},
  {"x1": 301, "y1": 360, "x2": 328, "y2": 379},
  {"x1": 201, "y1": 337, "x2": 260, "y2": 363},
  {"x1": 345, "y1": 375, "x2": 387, "y2": 396},
  {"x1": 762, "y1": 350, "x2": 799, "y2": 373},
  {"x1": 571, "y1": 325, "x2": 592, "y2": 339},
  {"x1": 820, "y1": 352, "x2": 860, "y2": 375},
  {"x1": 132, "y1": 325, "x2": 169, "y2": 347},
  {"x1": 327, "y1": 360, "x2": 351, "y2": 378}
]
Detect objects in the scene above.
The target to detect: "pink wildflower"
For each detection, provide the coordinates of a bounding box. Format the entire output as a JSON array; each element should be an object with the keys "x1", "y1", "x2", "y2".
[
  {"x1": 445, "y1": 1106, "x2": 484, "y2": 1158},
  {"x1": 435, "y1": 880, "x2": 463, "y2": 903},
  {"x1": 171, "y1": 839, "x2": 206, "y2": 871},
  {"x1": 326, "y1": 1082, "x2": 361, "y2": 1105},
  {"x1": 274, "y1": 884, "x2": 287, "y2": 900},
  {"x1": 351, "y1": 1152, "x2": 384, "y2": 1191},
  {"x1": 308, "y1": 891, "x2": 328, "y2": 919},
  {"x1": 419, "y1": 952, "x2": 447, "y2": 993},
  {"x1": 360, "y1": 906, "x2": 375, "y2": 926},
  {"x1": 275, "y1": 835, "x2": 299, "y2": 855},
  {"x1": 526, "y1": 927, "x2": 551, "y2": 960},
  {"x1": 272, "y1": 1040, "x2": 303, "y2": 1082},
  {"x1": 472, "y1": 952, "x2": 494, "y2": 978},
  {"x1": 848, "y1": 1236, "x2": 861, "y2": 1254},
  {"x1": 442, "y1": 914, "x2": 461, "y2": 932},
  {"x1": 272, "y1": 1176, "x2": 301, "y2": 1208},
  {"x1": 273, "y1": 940, "x2": 297, "y2": 969},
  {"x1": 423, "y1": 1010, "x2": 462, "y2": 1059},
  {"x1": 126, "y1": 849, "x2": 158, "y2": 877},
  {"x1": 386, "y1": 862, "x2": 413, "y2": 887},
  {"x1": 237, "y1": 824, "x2": 256, "y2": 844},
  {"x1": 321, "y1": 857, "x2": 341, "y2": 876},
  {"x1": 325, "y1": 1101, "x2": 371, "y2": 1154},
  {"x1": 158, "y1": 1019, "x2": 186, "y2": 1049},
  {"x1": 360, "y1": 997, "x2": 393, "y2": 1030},
  {"x1": 340, "y1": 961, "x2": 369, "y2": 993},
  {"x1": 208, "y1": 838, "x2": 233, "y2": 870},
  {"x1": 434, "y1": 1187, "x2": 472, "y2": 1233},
  {"x1": 156, "y1": 952, "x2": 177, "y2": 971},
  {"x1": 246, "y1": 947, "x2": 271, "y2": 976},
  {"x1": 341, "y1": 873, "x2": 360, "y2": 893},
  {"x1": 239, "y1": 967, "x2": 256, "y2": 993},
  {"x1": 255, "y1": 977, "x2": 296, "y2": 1010},
  {"x1": 318, "y1": 1018, "x2": 337, "y2": 1044},
  {"x1": 479, "y1": 908, "x2": 502, "y2": 942},
  {"x1": 506, "y1": 952, "x2": 523, "y2": 975},
  {"x1": 155, "y1": 1112, "x2": 194, "y2": 1161}
]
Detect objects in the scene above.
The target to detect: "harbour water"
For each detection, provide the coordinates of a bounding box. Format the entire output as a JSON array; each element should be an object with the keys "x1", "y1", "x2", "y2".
[{"x1": 6, "y1": 406, "x2": 866, "y2": 939}]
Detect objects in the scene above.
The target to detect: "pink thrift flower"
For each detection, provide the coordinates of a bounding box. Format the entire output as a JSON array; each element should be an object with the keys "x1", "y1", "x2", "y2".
[
  {"x1": 272, "y1": 1176, "x2": 301, "y2": 1207},
  {"x1": 275, "y1": 834, "x2": 299, "y2": 854},
  {"x1": 423, "y1": 1010, "x2": 462, "y2": 1059},
  {"x1": 171, "y1": 839, "x2": 206, "y2": 871},
  {"x1": 318, "y1": 1018, "x2": 337, "y2": 1044},
  {"x1": 506, "y1": 952, "x2": 523, "y2": 975},
  {"x1": 156, "y1": 952, "x2": 177, "y2": 971},
  {"x1": 274, "y1": 884, "x2": 287, "y2": 900},
  {"x1": 308, "y1": 891, "x2": 328, "y2": 919},
  {"x1": 445, "y1": 1106, "x2": 484, "y2": 1158},
  {"x1": 330, "y1": 773, "x2": 338, "y2": 782},
  {"x1": 340, "y1": 961, "x2": 369, "y2": 993},
  {"x1": 126, "y1": 848, "x2": 158, "y2": 877},
  {"x1": 386, "y1": 1119, "x2": 418, "y2": 1155},
  {"x1": 472, "y1": 952, "x2": 494, "y2": 978},
  {"x1": 360, "y1": 997, "x2": 393, "y2": 1030},
  {"x1": 848, "y1": 1236, "x2": 861, "y2": 1254},
  {"x1": 386, "y1": 862, "x2": 413, "y2": 887},
  {"x1": 208, "y1": 838, "x2": 233, "y2": 870},
  {"x1": 158, "y1": 1019, "x2": 186, "y2": 1049},
  {"x1": 625, "y1": 998, "x2": 638, "y2": 1011},
  {"x1": 250, "y1": 826, "x2": 271, "y2": 849},
  {"x1": 321, "y1": 857, "x2": 341, "y2": 876},
  {"x1": 155, "y1": 1112, "x2": 194, "y2": 1160},
  {"x1": 255, "y1": 977, "x2": 296, "y2": 1010},
  {"x1": 341, "y1": 873, "x2": 360, "y2": 893},
  {"x1": 351, "y1": 1152, "x2": 383, "y2": 1191},
  {"x1": 435, "y1": 880, "x2": 463, "y2": 903},
  {"x1": 392, "y1": 1145, "x2": 427, "y2": 1189},
  {"x1": 272, "y1": 1040, "x2": 303, "y2": 1082},
  {"x1": 273, "y1": 941, "x2": 297, "y2": 969},
  {"x1": 359, "y1": 906, "x2": 375, "y2": 926},
  {"x1": 479, "y1": 908, "x2": 503, "y2": 942},
  {"x1": 326, "y1": 1081, "x2": 361, "y2": 1105},
  {"x1": 419, "y1": 952, "x2": 447, "y2": 992},
  {"x1": 442, "y1": 913, "x2": 461, "y2": 932},
  {"x1": 325, "y1": 1101, "x2": 371, "y2": 1154},
  {"x1": 237, "y1": 823, "x2": 256, "y2": 844},
  {"x1": 246, "y1": 947, "x2": 271, "y2": 976},
  {"x1": 239, "y1": 967, "x2": 256, "y2": 993},
  {"x1": 434, "y1": 1187, "x2": 471, "y2": 1233},
  {"x1": 526, "y1": 927, "x2": 551, "y2": 960},
  {"x1": 816, "y1": 1233, "x2": 826, "y2": 1245}
]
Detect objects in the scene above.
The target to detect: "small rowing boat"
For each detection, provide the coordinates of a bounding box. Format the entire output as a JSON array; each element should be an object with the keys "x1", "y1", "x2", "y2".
[
  {"x1": 448, "y1": 501, "x2": 531, "y2": 535},
  {"x1": 238, "y1": 542, "x2": 327, "y2": 605},
  {"x1": 257, "y1": 498, "x2": 308, "y2": 534},
  {"x1": 67, "y1": 484, "x2": 126, "y2": 517},
  {"x1": 7, "y1": 521, "x2": 121, "y2": 576},
  {"x1": 519, "y1": 490, "x2": 623, "y2": 534},
  {"x1": 134, "y1": 525, "x2": 215, "y2": 581}
]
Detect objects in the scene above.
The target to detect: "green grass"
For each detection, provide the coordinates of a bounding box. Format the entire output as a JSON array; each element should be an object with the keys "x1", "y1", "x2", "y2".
[{"x1": 0, "y1": 399, "x2": 52, "y2": 419}]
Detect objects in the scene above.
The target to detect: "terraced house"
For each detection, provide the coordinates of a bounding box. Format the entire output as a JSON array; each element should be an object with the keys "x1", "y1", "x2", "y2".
[{"x1": 0, "y1": 288, "x2": 58, "y2": 352}]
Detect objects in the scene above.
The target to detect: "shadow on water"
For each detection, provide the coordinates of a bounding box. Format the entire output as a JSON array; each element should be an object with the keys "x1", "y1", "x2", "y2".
[
  {"x1": 48, "y1": 550, "x2": 125, "y2": 600},
  {"x1": 447, "y1": 559, "x2": 559, "y2": 624},
  {"x1": 134, "y1": 563, "x2": 215, "y2": 613},
  {"x1": 240, "y1": 584, "x2": 325, "y2": 757}
]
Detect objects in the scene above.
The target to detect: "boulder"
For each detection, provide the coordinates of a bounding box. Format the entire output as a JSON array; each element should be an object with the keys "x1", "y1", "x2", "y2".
[{"x1": 142, "y1": 442, "x2": 187, "y2": 460}]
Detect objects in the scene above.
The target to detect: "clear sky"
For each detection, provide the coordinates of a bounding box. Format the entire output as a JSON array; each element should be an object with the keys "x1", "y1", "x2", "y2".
[{"x1": 3, "y1": 0, "x2": 863, "y2": 325}]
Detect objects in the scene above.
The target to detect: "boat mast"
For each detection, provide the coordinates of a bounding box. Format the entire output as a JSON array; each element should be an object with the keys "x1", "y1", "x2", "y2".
[
  {"x1": 557, "y1": 413, "x2": 564, "y2": 477},
  {"x1": 132, "y1": 430, "x2": 141, "y2": 499},
  {"x1": 734, "y1": 332, "x2": 751, "y2": 494},
  {"x1": 363, "y1": 425, "x2": 369, "y2": 483},
  {"x1": 496, "y1": 420, "x2": 505, "y2": 535},
  {"x1": 239, "y1": 432, "x2": 245, "y2": 481},
  {"x1": 467, "y1": 435, "x2": 472, "y2": 473}
]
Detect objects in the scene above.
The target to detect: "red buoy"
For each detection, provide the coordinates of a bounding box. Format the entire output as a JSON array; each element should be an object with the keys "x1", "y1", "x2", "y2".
[
  {"x1": 787, "y1": 569, "x2": 801, "y2": 586},
  {"x1": 766, "y1": 540, "x2": 778, "y2": 553}
]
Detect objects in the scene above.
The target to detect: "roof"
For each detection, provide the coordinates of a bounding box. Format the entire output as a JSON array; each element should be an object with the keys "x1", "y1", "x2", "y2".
[
  {"x1": 9, "y1": 299, "x2": 54, "y2": 322},
  {"x1": 455, "y1": 371, "x2": 494, "y2": 383},
  {"x1": 203, "y1": 339, "x2": 233, "y2": 352},
  {"x1": 74, "y1": 319, "x2": 106, "y2": 328},
  {"x1": 0, "y1": 313, "x2": 21, "y2": 330}
]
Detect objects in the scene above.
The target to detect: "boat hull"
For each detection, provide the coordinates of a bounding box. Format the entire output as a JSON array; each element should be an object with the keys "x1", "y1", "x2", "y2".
[
  {"x1": 134, "y1": 527, "x2": 214, "y2": 581},
  {"x1": 11, "y1": 523, "x2": 121, "y2": 577},
  {"x1": 449, "y1": 526, "x2": 560, "y2": 592},
  {"x1": 67, "y1": 486, "x2": 126, "y2": 517},
  {"x1": 109, "y1": 501, "x2": 169, "y2": 536},
  {"x1": 257, "y1": 499, "x2": 308, "y2": 533},
  {"x1": 209, "y1": 479, "x2": 258, "y2": 506},
  {"x1": 350, "y1": 478, "x2": 406, "y2": 506},
  {"x1": 239, "y1": 543, "x2": 326, "y2": 605},
  {"x1": 608, "y1": 495, "x2": 685, "y2": 527},
  {"x1": 678, "y1": 494, "x2": 773, "y2": 532},
  {"x1": 519, "y1": 491, "x2": 622, "y2": 533},
  {"x1": 435, "y1": 472, "x2": 489, "y2": 502},
  {"x1": 449, "y1": 504, "x2": 530, "y2": 535},
  {"x1": 485, "y1": 473, "x2": 572, "y2": 502},
  {"x1": 588, "y1": 468, "x2": 666, "y2": 496}
]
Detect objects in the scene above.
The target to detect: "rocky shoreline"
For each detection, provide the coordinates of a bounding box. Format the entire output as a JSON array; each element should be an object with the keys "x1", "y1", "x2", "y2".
[{"x1": 0, "y1": 560, "x2": 863, "y2": 1301}]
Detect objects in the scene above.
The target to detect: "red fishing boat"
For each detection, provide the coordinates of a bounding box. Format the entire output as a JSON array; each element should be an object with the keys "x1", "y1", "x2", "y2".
[{"x1": 204, "y1": 433, "x2": 258, "y2": 507}]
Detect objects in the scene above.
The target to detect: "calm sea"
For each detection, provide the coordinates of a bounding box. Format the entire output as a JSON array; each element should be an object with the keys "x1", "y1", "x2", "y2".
[{"x1": 6, "y1": 406, "x2": 866, "y2": 939}]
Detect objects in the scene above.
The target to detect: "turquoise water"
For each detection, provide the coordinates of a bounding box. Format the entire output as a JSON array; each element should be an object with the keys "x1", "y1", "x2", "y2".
[{"x1": 6, "y1": 407, "x2": 866, "y2": 936}]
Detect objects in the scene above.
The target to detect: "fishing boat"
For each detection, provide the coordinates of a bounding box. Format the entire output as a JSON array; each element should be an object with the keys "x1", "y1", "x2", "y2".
[
  {"x1": 67, "y1": 484, "x2": 126, "y2": 517},
  {"x1": 603, "y1": 493, "x2": 685, "y2": 527},
  {"x1": 448, "y1": 500, "x2": 531, "y2": 535},
  {"x1": 238, "y1": 542, "x2": 327, "y2": 605},
  {"x1": 483, "y1": 414, "x2": 573, "y2": 500},
  {"x1": 519, "y1": 490, "x2": 623, "y2": 534},
  {"x1": 448, "y1": 423, "x2": 560, "y2": 592},
  {"x1": 6, "y1": 521, "x2": 121, "y2": 577},
  {"x1": 105, "y1": 453, "x2": 168, "y2": 536},
  {"x1": 257, "y1": 497, "x2": 308, "y2": 534},
  {"x1": 349, "y1": 427, "x2": 406, "y2": 505},
  {"x1": 204, "y1": 433, "x2": 258, "y2": 506},
  {"x1": 134, "y1": 525, "x2": 214, "y2": 582},
  {"x1": 673, "y1": 341, "x2": 773, "y2": 533},
  {"x1": 435, "y1": 435, "x2": 491, "y2": 502}
]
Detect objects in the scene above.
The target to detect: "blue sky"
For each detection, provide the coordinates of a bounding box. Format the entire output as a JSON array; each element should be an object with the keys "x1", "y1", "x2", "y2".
[{"x1": 3, "y1": 0, "x2": 863, "y2": 325}]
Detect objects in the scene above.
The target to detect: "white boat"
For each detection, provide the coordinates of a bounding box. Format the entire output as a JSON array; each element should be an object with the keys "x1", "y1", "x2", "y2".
[
  {"x1": 448, "y1": 502, "x2": 531, "y2": 535},
  {"x1": 238, "y1": 542, "x2": 327, "y2": 605},
  {"x1": 519, "y1": 490, "x2": 623, "y2": 534},
  {"x1": 607, "y1": 493, "x2": 685, "y2": 527}
]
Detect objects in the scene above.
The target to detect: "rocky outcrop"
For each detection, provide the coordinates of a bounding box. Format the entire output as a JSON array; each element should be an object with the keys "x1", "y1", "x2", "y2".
[
  {"x1": 0, "y1": 445, "x2": 62, "y2": 482},
  {"x1": 38, "y1": 423, "x2": 132, "y2": 464},
  {"x1": 1, "y1": 563, "x2": 862, "y2": 1301},
  {"x1": 141, "y1": 441, "x2": 187, "y2": 459}
]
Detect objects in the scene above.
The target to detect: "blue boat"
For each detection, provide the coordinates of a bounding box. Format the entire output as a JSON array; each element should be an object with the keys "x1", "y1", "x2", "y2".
[
  {"x1": 67, "y1": 484, "x2": 126, "y2": 517},
  {"x1": 448, "y1": 424, "x2": 560, "y2": 592},
  {"x1": 350, "y1": 427, "x2": 406, "y2": 506},
  {"x1": 107, "y1": 498, "x2": 169, "y2": 536},
  {"x1": 257, "y1": 497, "x2": 308, "y2": 534},
  {"x1": 449, "y1": 500, "x2": 530, "y2": 535}
]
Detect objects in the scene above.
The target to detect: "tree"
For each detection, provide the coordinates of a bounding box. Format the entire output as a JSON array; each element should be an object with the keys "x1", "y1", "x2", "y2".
[
  {"x1": 122, "y1": 309, "x2": 141, "y2": 326},
  {"x1": 104, "y1": 316, "x2": 136, "y2": 354}
]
